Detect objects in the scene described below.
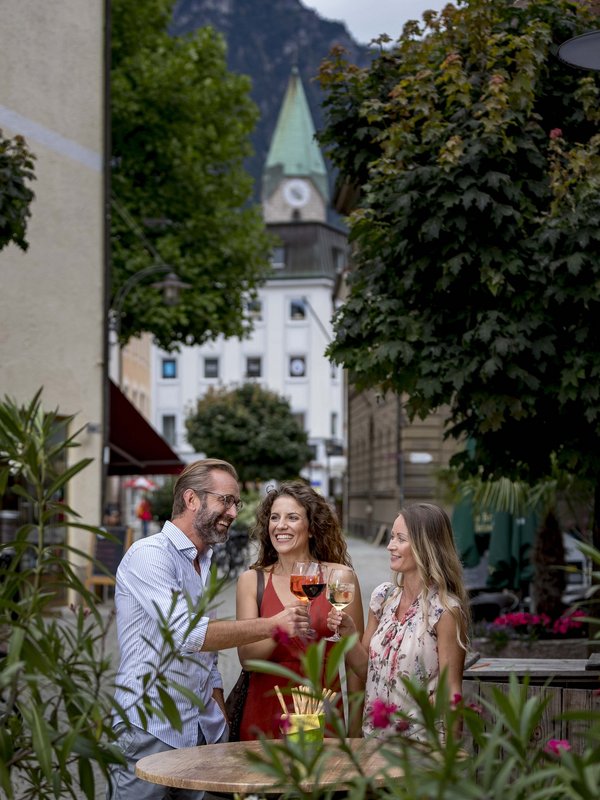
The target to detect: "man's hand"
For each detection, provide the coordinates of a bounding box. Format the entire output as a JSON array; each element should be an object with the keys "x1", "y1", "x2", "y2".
[{"x1": 271, "y1": 602, "x2": 310, "y2": 638}]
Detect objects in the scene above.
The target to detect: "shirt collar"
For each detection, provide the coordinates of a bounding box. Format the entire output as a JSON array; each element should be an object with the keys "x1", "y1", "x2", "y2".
[{"x1": 163, "y1": 519, "x2": 213, "y2": 563}]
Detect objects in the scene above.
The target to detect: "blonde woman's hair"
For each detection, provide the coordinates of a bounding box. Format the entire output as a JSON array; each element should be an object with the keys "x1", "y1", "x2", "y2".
[{"x1": 396, "y1": 502, "x2": 470, "y2": 648}]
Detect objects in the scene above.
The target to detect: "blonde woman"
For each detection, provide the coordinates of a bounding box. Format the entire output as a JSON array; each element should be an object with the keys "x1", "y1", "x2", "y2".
[{"x1": 328, "y1": 503, "x2": 470, "y2": 739}]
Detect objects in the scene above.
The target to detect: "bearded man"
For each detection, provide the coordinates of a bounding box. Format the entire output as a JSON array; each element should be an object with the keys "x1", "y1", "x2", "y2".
[{"x1": 108, "y1": 459, "x2": 308, "y2": 800}]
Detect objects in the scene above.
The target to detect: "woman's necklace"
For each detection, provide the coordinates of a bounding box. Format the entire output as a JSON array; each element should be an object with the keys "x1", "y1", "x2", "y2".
[
  {"x1": 273, "y1": 556, "x2": 311, "y2": 578},
  {"x1": 272, "y1": 560, "x2": 294, "y2": 578}
]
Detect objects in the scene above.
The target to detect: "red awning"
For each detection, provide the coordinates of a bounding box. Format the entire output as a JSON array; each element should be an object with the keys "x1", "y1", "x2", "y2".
[{"x1": 108, "y1": 380, "x2": 184, "y2": 475}]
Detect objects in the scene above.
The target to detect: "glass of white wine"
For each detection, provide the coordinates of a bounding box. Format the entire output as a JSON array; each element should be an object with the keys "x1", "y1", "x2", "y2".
[{"x1": 326, "y1": 568, "x2": 355, "y2": 641}]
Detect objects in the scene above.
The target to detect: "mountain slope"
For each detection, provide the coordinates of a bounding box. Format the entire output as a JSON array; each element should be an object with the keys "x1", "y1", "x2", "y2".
[{"x1": 171, "y1": 0, "x2": 371, "y2": 202}]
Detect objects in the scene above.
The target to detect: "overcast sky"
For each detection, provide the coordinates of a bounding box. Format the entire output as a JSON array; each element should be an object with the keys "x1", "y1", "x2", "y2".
[{"x1": 304, "y1": 0, "x2": 451, "y2": 45}]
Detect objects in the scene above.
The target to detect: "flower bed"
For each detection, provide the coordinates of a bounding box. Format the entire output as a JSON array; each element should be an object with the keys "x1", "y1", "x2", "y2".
[
  {"x1": 472, "y1": 609, "x2": 589, "y2": 658},
  {"x1": 471, "y1": 636, "x2": 590, "y2": 659}
]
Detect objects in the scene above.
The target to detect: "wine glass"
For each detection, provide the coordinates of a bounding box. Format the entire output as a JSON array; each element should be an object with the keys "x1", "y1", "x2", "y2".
[
  {"x1": 290, "y1": 561, "x2": 327, "y2": 638},
  {"x1": 326, "y1": 568, "x2": 355, "y2": 641}
]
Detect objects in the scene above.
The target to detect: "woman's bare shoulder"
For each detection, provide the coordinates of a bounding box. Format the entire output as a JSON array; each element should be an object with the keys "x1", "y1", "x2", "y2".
[{"x1": 236, "y1": 567, "x2": 259, "y2": 588}]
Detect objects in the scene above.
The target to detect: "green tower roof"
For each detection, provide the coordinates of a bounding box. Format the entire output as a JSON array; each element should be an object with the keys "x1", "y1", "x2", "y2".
[{"x1": 263, "y1": 67, "x2": 329, "y2": 204}]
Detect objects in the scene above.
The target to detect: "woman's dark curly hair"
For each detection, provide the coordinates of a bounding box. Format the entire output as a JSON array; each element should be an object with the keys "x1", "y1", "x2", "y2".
[{"x1": 250, "y1": 481, "x2": 352, "y2": 569}]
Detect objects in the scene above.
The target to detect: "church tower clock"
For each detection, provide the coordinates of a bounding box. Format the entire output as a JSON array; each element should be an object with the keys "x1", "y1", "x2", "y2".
[{"x1": 261, "y1": 67, "x2": 329, "y2": 224}]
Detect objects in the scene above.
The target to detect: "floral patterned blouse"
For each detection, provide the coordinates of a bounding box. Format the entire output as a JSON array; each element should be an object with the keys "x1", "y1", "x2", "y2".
[{"x1": 363, "y1": 581, "x2": 460, "y2": 739}]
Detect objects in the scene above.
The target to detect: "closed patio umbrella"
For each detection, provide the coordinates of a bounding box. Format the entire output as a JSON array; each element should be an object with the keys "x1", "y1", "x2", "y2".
[
  {"x1": 452, "y1": 496, "x2": 480, "y2": 569},
  {"x1": 487, "y1": 511, "x2": 536, "y2": 591}
]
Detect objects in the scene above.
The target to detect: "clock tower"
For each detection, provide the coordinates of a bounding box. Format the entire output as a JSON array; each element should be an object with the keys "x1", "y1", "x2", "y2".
[
  {"x1": 262, "y1": 67, "x2": 329, "y2": 224},
  {"x1": 153, "y1": 65, "x2": 348, "y2": 507}
]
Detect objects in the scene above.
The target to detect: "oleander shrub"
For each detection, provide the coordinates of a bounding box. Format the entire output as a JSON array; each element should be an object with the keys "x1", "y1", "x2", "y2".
[{"x1": 0, "y1": 390, "x2": 222, "y2": 799}]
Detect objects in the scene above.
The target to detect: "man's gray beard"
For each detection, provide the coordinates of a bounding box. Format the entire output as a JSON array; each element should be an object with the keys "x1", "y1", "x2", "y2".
[{"x1": 193, "y1": 505, "x2": 229, "y2": 546}]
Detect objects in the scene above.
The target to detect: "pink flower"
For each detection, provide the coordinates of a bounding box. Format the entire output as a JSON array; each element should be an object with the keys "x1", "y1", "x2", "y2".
[
  {"x1": 272, "y1": 626, "x2": 292, "y2": 646},
  {"x1": 552, "y1": 610, "x2": 585, "y2": 635},
  {"x1": 280, "y1": 714, "x2": 292, "y2": 733},
  {"x1": 451, "y1": 693, "x2": 462, "y2": 709},
  {"x1": 545, "y1": 738, "x2": 571, "y2": 756},
  {"x1": 467, "y1": 702, "x2": 484, "y2": 714},
  {"x1": 395, "y1": 718, "x2": 410, "y2": 732},
  {"x1": 549, "y1": 128, "x2": 563, "y2": 140},
  {"x1": 370, "y1": 698, "x2": 397, "y2": 729}
]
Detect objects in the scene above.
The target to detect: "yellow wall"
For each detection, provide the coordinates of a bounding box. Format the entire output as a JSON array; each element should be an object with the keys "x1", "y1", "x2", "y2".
[{"x1": 0, "y1": 1, "x2": 106, "y2": 579}]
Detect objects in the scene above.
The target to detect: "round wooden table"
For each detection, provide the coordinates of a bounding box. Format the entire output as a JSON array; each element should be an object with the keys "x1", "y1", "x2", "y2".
[{"x1": 135, "y1": 737, "x2": 401, "y2": 794}]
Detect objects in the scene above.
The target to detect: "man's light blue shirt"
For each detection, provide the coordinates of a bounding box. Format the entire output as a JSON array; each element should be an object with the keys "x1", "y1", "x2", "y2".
[{"x1": 113, "y1": 520, "x2": 226, "y2": 747}]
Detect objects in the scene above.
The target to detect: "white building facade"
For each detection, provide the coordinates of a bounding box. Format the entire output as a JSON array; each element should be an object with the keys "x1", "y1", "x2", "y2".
[{"x1": 152, "y1": 68, "x2": 347, "y2": 498}]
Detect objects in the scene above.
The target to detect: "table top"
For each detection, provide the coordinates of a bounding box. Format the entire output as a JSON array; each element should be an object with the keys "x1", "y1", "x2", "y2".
[
  {"x1": 465, "y1": 658, "x2": 600, "y2": 679},
  {"x1": 135, "y1": 737, "x2": 401, "y2": 794}
]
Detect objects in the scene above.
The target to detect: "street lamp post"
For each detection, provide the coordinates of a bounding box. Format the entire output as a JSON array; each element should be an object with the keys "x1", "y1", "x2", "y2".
[{"x1": 109, "y1": 264, "x2": 189, "y2": 385}]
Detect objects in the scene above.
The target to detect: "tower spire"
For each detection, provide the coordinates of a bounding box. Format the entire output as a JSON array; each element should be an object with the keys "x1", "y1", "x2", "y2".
[{"x1": 262, "y1": 68, "x2": 329, "y2": 210}]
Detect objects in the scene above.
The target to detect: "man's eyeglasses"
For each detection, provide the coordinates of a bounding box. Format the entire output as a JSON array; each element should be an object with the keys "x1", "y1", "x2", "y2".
[{"x1": 202, "y1": 490, "x2": 244, "y2": 512}]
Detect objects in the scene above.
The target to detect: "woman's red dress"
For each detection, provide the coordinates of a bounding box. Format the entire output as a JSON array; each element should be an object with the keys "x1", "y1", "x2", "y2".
[{"x1": 238, "y1": 572, "x2": 337, "y2": 740}]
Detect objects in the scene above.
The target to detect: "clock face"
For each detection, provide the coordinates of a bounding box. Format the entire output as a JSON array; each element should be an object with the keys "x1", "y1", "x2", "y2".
[
  {"x1": 290, "y1": 357, "x2": 306, "y2": 377},
  {"x1": 283, "y1": 179, "x2": 311, "y2": 208}
]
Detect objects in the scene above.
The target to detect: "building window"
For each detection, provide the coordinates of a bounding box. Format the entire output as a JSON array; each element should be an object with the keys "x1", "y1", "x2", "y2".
[
  {"x1": 162, "y1": 415, "x2": 176, "y2": 446},
  {"x1": 292, "y1": 412, "x2": 305, "y2": 431},
  {"x1": 331, "y1": 412, "x2": 338, "y2": 438},
  {"x1": 204, "y1": 357, "x2": 219, "y2": 379},
  {"x1": 332, "y1": 246, "x2": 345, "y2": 272},
  {"x1": 290, "y1": 299, "x2": 306, "y2": 320},
  {"x1": 271, "y1": 246, "x2": 286, "y2": 269},
  {"x1": 289, "y1": 356, "x2": 306, "y2": 378},
  {"x1": 246, "y1": 298, "x2": 262, "y2": 321},
  {"x1": 162, "y1": 358, "x2": 177, "y2": 379},
  {"x1": 246, "y1": 356, "x2": 262, "y2": 378}
]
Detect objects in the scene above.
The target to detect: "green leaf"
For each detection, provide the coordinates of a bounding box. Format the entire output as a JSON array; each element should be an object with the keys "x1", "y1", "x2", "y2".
[
  {"x1": 157, "y1": 686, "x2": 183, "y2": 732},
  {"x1": 77, "y1": 758, "x2": 96, "y2": 800},
  {"x1": 21, "y1": 703, "x2": 53, "y2": 784}
]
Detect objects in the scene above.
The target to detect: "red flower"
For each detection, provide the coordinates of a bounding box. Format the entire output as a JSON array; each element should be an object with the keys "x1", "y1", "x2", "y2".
[
  {"x1": 272, "y1": 626, "x2": 292, "y2": 646},
  {"x1": 549, "y1": 128, "x2": 563, "y2": 140},
  {"x1": 395, "y1": 718, "x2": 410, "y2": 732},
  {"x1": 370, "y1": 698, "x2": 397, "y2": 729},
  {"x1": 451, "y1": 693, "x2": 462, "y2": 708},
  {"x1": 545, "y1": 738, "x2": 571, "y2": 756}
]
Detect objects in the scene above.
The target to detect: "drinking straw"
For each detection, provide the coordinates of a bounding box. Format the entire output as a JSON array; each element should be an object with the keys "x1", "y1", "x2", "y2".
[
  {"x1": 274, "y1": 685, "x2": 288, "y2": 716},
  {"x1": 291, "y1": 684, "x2": 338, "y2": 714}
]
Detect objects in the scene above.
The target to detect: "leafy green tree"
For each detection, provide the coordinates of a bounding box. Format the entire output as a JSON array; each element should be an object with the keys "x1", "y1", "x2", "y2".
[
  {"x1": 318, "y1": 0, "x2": 600, "y2": 535},
  {"x1": 0, "y1": 130, "x2": 35, "y2": 252},
  {"x1": 111, "y1": 0, "x2": 273, "y2": 348},
  {"x1": 151, "y1": 477, "x2": 177, "y2": 524},
  {"x1": 185, "y1": 384, "x2": 314, "y2": 484}
]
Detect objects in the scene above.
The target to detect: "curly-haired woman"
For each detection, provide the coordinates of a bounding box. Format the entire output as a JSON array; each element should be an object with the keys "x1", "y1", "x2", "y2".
[{"x1": 235, "y1": 481, "x2": 364, "y2": 740}]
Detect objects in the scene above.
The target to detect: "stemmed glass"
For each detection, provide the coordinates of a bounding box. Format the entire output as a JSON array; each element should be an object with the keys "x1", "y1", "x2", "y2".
[
  {"x1": 326, "y1": 568, "x2": 355, "y2": 641},
  {"x1": 290, "y1": 561, "x2": 327, "y2": 638}
]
